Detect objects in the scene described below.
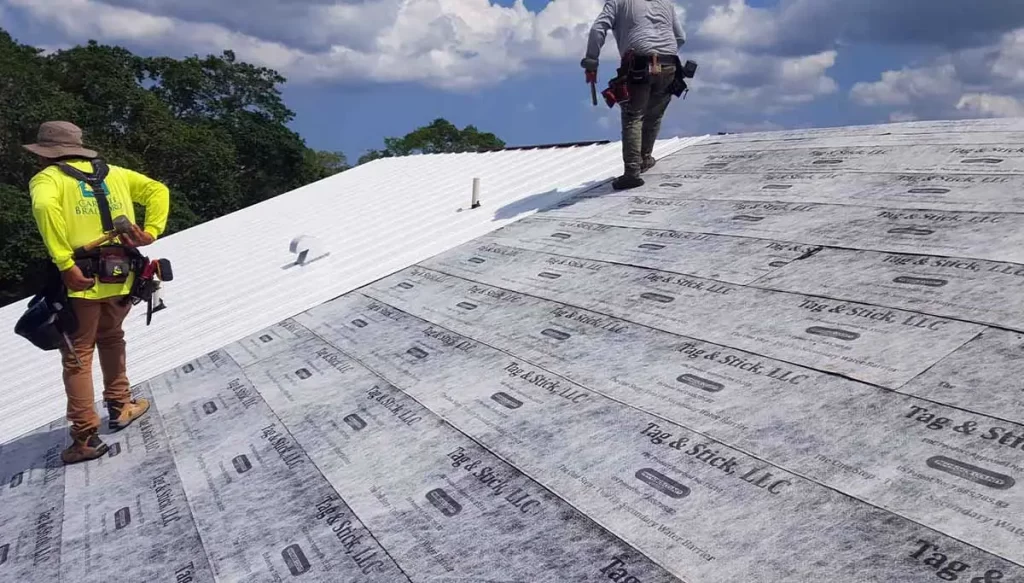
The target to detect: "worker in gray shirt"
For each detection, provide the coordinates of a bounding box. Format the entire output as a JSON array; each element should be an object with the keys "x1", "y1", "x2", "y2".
[{"x1": 582, "y1": 0, "x2": 687, "y2": 190}]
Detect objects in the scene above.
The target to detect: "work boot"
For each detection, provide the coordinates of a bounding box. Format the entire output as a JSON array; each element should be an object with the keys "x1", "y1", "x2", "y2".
[
  {"x1": 612, "y1": 175, "x2": 645, "y2": 191},
  {"x1": 641, "y1": 156, "x2": 657, "y2": 173},
  {"x1": 107, "y1": 397, "x2": 150, "y2": 432},
  {"x1": 62, "y1": 431, "x2": 109, "y2": 465}
]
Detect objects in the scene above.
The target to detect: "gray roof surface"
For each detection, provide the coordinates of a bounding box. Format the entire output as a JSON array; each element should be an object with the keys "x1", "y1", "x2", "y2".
[{"x1": 3, "y1": 118, "x2": 1024, "y2": 582}]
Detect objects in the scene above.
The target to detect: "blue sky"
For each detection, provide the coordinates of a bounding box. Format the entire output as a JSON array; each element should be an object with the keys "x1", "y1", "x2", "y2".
[{"x1": 2, "y1": 0, "x2": 1023, "y2": 163}]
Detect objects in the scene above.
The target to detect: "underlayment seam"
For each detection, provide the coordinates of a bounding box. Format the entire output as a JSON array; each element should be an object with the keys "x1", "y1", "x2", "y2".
[
  {"x1": 227, "y1": 342, "x2": 425, "y2": 583},
  {"x1": 145, "y1": 382, "x2": 230, "y2": 583},
  {"x1": 293, "y1": 315, "x2": 697, "y2": 583},
  {"x1": 487, "y1": 218, "x2": 1024, "y2": 338},
  {"x1": 343, "y1": 290, "x2": 1024, "y2": 570},
  {"x1": 414, "y1": 262, "x2": 1015, "y2": 427}
]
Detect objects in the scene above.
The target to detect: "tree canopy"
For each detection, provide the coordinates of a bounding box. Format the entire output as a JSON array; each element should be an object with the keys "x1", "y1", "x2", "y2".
[
  {"x1": 357, "y1": 118, "x2": 505, "y2": 165},
  {"x1": 0, "y1": 30, "x2": 503, "y2": 308},
  {"x1": 0, "y1": 31, "x2": 345, "y2": 306}
]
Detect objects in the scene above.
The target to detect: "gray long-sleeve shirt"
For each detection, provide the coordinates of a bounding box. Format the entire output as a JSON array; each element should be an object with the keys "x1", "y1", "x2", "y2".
[{"x1": 585, "y1": 0, "x2": 686, "y2": 62}]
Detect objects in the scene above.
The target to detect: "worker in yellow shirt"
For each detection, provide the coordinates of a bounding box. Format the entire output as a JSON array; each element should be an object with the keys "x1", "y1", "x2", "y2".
[{"x1": 23, "y1": 121, "x2": 170, "y2": 464}]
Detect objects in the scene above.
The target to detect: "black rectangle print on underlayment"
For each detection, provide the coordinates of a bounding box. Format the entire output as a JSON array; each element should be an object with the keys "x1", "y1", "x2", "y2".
[
  {"x1": 329, "y1": 279, "x2": 1024, "y2": 565},
  {"x1": 58, "y1": 385, "x2": 215, "y2": 583},
  {"x1": 654, "y1": 143, "x2": 1024, "y2": 175},
  {"x1": 753, "y1": 247, "x2": 1024, "y2": 333},
  {"x1": 636, "y1": 170, "x2": 1024, "y2": 212},
  {"x1": 553, "y1": 196, "x2": 1024, "y2": 265},
  {"x1": 481, "y1": 217, "x2": 819, "y2": 285},
  {"x1": 292, "y1": 293, "x2": 1024, "y2": 582},
  {"x1": 235, "y1": 334, "x2": 686, "y2": 583},
  {"x1": 0, "y1": 419, "x2": 67, "y2": 583},
  {"x1": 411, "y1": 242, "x2": 983, "y2": 388},
  {"x1": 146, "y1": 348, "x2": 407, "y2": 582}
]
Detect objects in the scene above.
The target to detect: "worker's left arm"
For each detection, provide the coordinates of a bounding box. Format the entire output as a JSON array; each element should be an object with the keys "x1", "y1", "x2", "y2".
[
  {"x1": 123, "y1": 168, "x2": 170, "y2": 239},
  {"x1": 672, "y1": 5, "x2": 687, "y2": 50}
]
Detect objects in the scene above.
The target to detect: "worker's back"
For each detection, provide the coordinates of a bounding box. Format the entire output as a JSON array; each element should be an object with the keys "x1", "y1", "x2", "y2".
[
  {"x1": 29, "y1": 159, "x2": 169, "y2": 299},
  {"x1": 608, "y1": 0, "x2": 683, "y2": 58}
]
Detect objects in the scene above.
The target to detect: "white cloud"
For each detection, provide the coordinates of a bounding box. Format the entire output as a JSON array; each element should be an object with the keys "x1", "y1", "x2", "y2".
[
  {"x1": 697, "y1": 0, "x2": 777, "y2": 49},
  {"x1": 850, "y1": 63, "x2": 960, "y2": 107},
  {"x1": 3, "y1": 0, "x2": 607, "y2": 90},
  {"x1": 850, "y1": 26, "x2": 1024, "y2": 121},
  {"x1": 956, "y1": 93, "x2": 1024, "y2": 118}
]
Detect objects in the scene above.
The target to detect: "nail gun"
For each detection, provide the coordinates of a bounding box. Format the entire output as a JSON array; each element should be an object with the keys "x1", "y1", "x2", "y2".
[{"x1": 126, "y1": 258, "x2": 174, "y2": 325}]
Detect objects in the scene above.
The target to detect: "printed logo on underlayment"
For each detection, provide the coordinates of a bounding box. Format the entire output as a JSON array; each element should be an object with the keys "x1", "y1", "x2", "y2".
[
  {"x1": 926, "y1": 456, "x2": 1015, "y2": 490},
  {"x1": 762, "y1": 184, "x2": 793, "y2": 190},
  {"x1": 114, "y1": 507, "x2": 132, "y2": 530},
  {"x1": 282, "y1": 544, "x2": 311, "y2": 576},
  {"x1": 703, "y1": 162, "x2": 729, "y2": 169},
  {"x1": 677, "y1": 374, "x2": 724, "y2": 393},
  {"x1": 343, "y1": 414, "x2": 367, "y2": 431},
  {"x1": 961, "y1": 158, "x2": 1004, "y2": 165},
  {"x1": 641, "y1": 292, "x2": 675, "y2": 304},
  {"x1": 407, "y1": 347, "x2": 429, "y2": 359},
  {"x1": 259, "y1": 335, "x2": 274, "y2": 343},
  {"x1": 659, "y1": 182, "x2": 683, "y2": 188},
  {"x1": 732, "y1": 215, "x2": 765, "y2": 222},
  {"x1": 491, "y1": 392, "x2": 523, "y2": 410},
  {"x1": 468, "y1": 257, "x2": 486, "y2": 264},
  {"x1": 295, "y1": 368, "x2": 312, "y2": 380},
  {"x1": 232, "y1": 455, "x2": 252, "y2": 474},
  {"x1": 806, "y1": 327, "x2": 861, "y2": 341},
  {"x1": 769, "y1": 260, "x2": 789, "y2": 268},
  {"x1": 811, "y1": 159, "x2": 844, "y2": 165},
  {"x1": 638, "y1": 243, "x2": 666, "y2": 251},
  {"x1": 426, "y1": 488, "x2": 463, "y2": 517},
  {"x1": 893, "y1": 276, "x2": 948, "y2": 288},
  {"x1": 537, "y1": 272, "x2": 562, "y2": 280},
  {"x1": 628, "y1": 210, "x2": 651, "y2": 216},
  {"x1": 351, "y1": 319, "x2": 368, "y2": 328},
  {"x1": 908, "y1": 187, "x2": 951, "y2": 194},
  {"x1": 107, "y1": 443, "x2": 122, "y2": 458},
  {"x1": 457, "y1": 302, "x2": 478, "y2": 310},
  {"x1": 635, "y1": 468, "x2": 690, "y2": 499},
  {"x1": 888, "y1": 227, "x2": 935, "y2": 236},
  {"x1": 182, "y1": 363, "x2": 195, "y2": 374},
  {"x1": 551, "y1": 232, "x2": 572, "y2": 240},
  {"x1": 203, "y1": 401, "x2": 218, "y2": 415},
  {"x1": 397, "y1": 282, "x2": 415, "y2": 290},
  {"x1": 541, "y1": 329, "x2": 571, "y2": 341},
  {"x1": 9, "y1": 472, "x2": 22, "y2": 489}
]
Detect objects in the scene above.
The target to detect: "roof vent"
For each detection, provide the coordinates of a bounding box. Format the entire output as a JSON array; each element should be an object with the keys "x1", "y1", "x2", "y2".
[{"x1": 286, "y1": 235, "x2": 329, "y2": 269}]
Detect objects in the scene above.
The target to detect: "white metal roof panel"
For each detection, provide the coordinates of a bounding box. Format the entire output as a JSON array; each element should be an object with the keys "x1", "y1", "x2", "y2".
[{"x1": 0, "y1": 136, "x2": 706, "y2": 443}]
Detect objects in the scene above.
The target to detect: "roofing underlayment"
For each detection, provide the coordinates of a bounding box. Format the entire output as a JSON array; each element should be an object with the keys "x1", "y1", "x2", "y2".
[
  {"x1": 0, "y1": 136, "x2": 701, "y2": 444},
  {"x1": 3, "y1": 118, "x2": 1024, "y2": 581}
]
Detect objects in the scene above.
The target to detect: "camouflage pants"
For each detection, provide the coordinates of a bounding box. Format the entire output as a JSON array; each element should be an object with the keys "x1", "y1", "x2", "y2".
[{"x1": 620, "y1": 65, "x2": 676, "y2": 178}]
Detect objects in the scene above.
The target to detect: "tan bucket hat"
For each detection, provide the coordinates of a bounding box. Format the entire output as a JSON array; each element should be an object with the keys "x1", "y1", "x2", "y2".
[{"x1": 22, "y1": 121, "x2": 98, "y2": 159}]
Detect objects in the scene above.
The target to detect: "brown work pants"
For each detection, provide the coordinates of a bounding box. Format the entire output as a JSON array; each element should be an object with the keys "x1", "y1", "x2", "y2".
[{"x1": 59, "y1": 297, "x2": 133, "y2": 439}]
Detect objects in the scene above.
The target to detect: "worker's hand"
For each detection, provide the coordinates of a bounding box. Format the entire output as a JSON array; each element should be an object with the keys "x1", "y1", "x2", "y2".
[
  {"x1": 581, "y1": 57, "x2": 599, "y2": 71},
  {"x1": 61, "y1": 265, "x2": 95, "y2": 292},
  {"x1": 121, "y1": 225, "x2": 155, "y2": 247},
  {"x1": 585, "y1": 69, "x2": 597, "y2": 84}
]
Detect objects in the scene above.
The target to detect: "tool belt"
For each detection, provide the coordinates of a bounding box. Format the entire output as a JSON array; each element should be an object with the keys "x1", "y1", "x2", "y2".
[{"x1": 73, "y1": 244, "x2": 146, "y2": 284}]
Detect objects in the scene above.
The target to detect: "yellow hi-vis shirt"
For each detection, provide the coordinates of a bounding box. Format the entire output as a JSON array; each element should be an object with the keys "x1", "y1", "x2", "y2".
[{"x1": 29, "y1": 159, "x2": 170, "y2": 300}]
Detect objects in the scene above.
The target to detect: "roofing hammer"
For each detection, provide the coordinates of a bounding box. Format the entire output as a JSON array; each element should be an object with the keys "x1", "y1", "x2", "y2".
[{"x1": 76, "y1": 215, "x2": 135, "y2": 254}]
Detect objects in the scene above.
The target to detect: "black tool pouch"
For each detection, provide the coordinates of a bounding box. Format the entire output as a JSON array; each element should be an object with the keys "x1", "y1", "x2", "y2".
[
  {"x1": 74, "y1": 245, "x2": 141, "y2": 284},
  {"x1": 627, "y1": 57, "x2": 651, "y2": 85}
]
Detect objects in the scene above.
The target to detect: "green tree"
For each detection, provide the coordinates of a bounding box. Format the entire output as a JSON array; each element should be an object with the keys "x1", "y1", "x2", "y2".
[
  {"x1": 0, "y1": 29, "x2": 338, "y2": 307},
  {"x1": 357, "y1": 118, "x2": 505, "y2": 164}
]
